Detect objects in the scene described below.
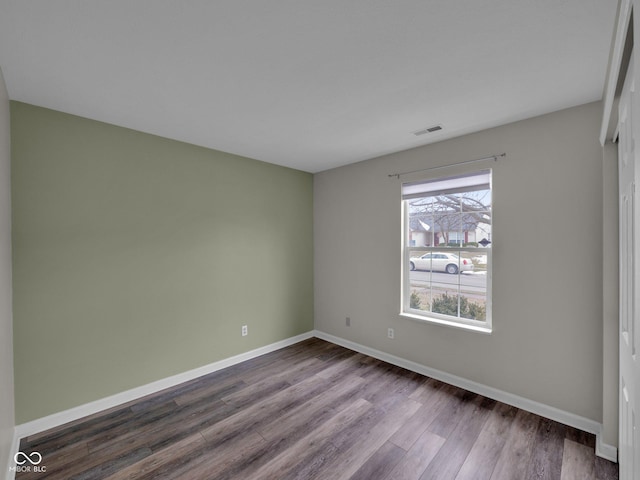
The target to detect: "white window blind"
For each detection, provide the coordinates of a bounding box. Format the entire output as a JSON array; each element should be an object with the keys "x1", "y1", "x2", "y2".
[{"x1": 402, "y1": 170, "x2": 491, "y2": 199}]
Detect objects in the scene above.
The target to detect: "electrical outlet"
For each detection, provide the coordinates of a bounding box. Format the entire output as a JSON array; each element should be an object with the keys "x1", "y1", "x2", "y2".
[
  {"x1": 346, "y1": 316, "x2": 351, "y2": 327},
  {"x1": 241, "y1": 325, "x2": 248, "y2": 337},
  {"x1": 387, "y1": 328, "x2": 394, "y2": 339}
]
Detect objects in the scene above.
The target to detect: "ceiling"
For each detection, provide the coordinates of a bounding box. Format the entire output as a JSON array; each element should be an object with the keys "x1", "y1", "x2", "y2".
[{"x1": 0, "y1": 1, "x2": 618, "y2": 173}]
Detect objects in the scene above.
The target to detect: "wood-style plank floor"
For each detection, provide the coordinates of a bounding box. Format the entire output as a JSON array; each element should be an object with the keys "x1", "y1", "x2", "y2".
[{"x1": 17, "y1": 338, "x2": 619, "y2": 480}]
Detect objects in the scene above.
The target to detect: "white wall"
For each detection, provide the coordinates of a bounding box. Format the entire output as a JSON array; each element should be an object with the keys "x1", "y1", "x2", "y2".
[
  {"x1": 315, "y1": 102, "x2": 606, "y2": 424},
  {"x1": 0, "y1": 66, "x2": 14, "y2": 474}
]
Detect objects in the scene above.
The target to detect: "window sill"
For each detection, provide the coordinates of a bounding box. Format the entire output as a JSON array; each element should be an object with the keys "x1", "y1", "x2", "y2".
[{"x1": 400, "y1": 312, "x2": 492, "y2": 335}]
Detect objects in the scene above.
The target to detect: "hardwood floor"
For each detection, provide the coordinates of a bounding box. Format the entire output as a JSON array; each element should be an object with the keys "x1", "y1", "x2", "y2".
[{"x1": 16, "y1": 338, "x2": 619, "y2": 480}]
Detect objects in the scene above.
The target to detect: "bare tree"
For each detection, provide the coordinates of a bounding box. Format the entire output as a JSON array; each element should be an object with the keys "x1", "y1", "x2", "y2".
[{"x1": 409, "y1": 192, "x2": 491, "y2": 246}]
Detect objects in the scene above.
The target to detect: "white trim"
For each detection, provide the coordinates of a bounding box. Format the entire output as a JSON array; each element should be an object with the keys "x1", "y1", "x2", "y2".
[
  {"x1": 400, "y1": 312, "x2": 492, "y2": 335},
  {"x1": 14, "y1": 331, "x2": 314, "y2": 439},
  {"x1": 596, "y1": 435, "x2": 619, "y2": 463},
  {"x1": 600, "y1": 0, "x2": 632, "y2": 146},
  {"x1": 4, "y1": 430, "x2": 19, "y2": 480},
  {"x1": 313, "y1": 330, "x2": 617, "y2": 461}
]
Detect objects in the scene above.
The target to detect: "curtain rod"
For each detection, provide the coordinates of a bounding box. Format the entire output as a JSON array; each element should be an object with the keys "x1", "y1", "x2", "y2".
[{"x1": 388, "y1": 152, "x2": 506, "y2": 179}]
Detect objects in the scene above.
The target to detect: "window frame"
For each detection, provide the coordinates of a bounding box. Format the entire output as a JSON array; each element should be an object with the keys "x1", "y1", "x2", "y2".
[{"x1": 400, "y1": 169, "x2": 493, "y2": 334}]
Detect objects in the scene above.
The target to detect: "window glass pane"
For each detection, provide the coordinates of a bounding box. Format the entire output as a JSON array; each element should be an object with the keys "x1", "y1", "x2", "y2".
[
  {"x1": 458, "y1": 250, "x2": 487, "y2": 321},
  {"x1": 408, "y1": 193, "x2": 492, "y2": 247},
  {"x1": 462, "y1": 188, "x2": 491, "y2": 247},
  {"x1": 458, "y1": 293, "x2": 487, "y2": 321},
  {"x1": 407, "y1": 212, "x2": 434, "y2": 247},
  {"x1": 409, "y1": 283, "x2": 432, "y2": 312},
  {"x1": 469, "y1": 250, "x2": 489, "y2": 274},
  {"x1": 474, "y1": 220, "x2": 491, "y2": 248},
  {"x1": 432, "y1": 292, "x2": 460, "y2": 317}
]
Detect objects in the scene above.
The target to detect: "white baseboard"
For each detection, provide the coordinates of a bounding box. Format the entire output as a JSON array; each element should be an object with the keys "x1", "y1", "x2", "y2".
[
  {"x1": 10, "y1": 328, "x2": 618, "y2": 467},
  {"x1": 596, "y1": 435, "x2": 618, "y2": 463},
  {"x1": 14, "y1": 331, "x2": 314, "y2": 440},
  {"x1": 313, "y1": 330, "x2": 618, "y2": 462}
]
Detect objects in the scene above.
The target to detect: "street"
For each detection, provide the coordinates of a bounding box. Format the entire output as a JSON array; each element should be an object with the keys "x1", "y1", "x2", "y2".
[{"x1": 409, "y1": 270, "x2": 487, "y2": 296}]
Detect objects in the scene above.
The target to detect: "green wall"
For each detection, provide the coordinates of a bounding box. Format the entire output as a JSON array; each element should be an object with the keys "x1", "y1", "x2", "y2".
[{"x1": 11, "y1": 102, "x2": 314, "y2": 423}]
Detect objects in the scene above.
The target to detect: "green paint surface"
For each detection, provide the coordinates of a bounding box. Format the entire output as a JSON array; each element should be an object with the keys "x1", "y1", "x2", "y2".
[{"x1": 11, "y1": 102, "x2": 313, "y2": 422}]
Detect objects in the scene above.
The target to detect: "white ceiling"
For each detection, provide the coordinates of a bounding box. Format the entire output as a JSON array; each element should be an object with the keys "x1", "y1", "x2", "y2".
[{"x1": 0, "y1": 1, "x2": 618, "y2": 173}]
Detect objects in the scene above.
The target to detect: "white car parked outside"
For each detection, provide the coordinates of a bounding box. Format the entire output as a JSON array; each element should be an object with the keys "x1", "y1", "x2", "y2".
[{"x1": 409, "y1": 252, "x2": 473, "y2": 274}]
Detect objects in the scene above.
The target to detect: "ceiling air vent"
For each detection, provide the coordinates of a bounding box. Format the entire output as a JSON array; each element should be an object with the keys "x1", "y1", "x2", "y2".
[{"x1": 413, "y1": 125, "x2": 443, "y2": 136}]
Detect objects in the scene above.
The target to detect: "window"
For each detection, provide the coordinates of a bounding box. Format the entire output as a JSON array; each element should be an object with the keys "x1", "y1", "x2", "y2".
[{"x1": 401, "y1": 169, "x2": 492, "y2": 332}]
